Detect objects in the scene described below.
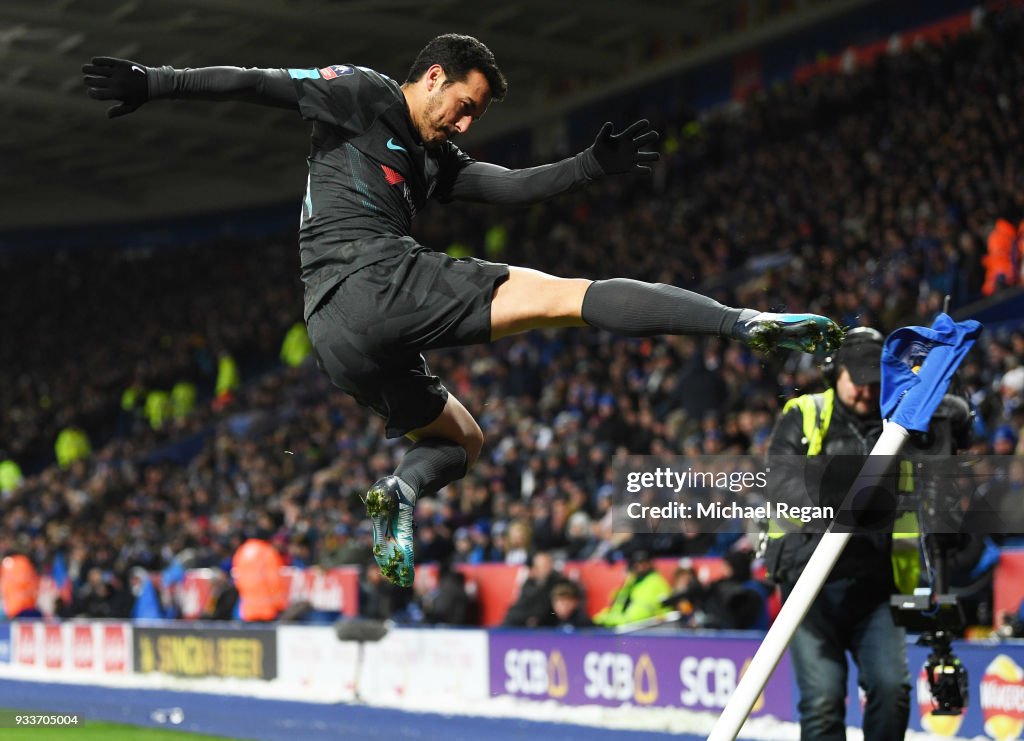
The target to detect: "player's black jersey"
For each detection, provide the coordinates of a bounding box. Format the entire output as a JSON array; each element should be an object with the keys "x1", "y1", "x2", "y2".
[
  {"x1": 142, "y1": 60, "x2": 602, "y2": 318},
  {"x1": 287, "y1": 65, "x2": 472, "y2": 317}
]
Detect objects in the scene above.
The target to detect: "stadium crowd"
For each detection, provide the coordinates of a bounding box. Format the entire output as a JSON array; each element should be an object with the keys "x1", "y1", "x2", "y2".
[{"x1": 2, "y1": 7, "x2": 1024, "y2": 624}]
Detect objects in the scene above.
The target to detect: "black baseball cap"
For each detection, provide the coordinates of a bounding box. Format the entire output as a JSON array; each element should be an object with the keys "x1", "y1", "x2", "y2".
[{"x1": 835, "y1": 328, "x2": 884, "y2": 385}]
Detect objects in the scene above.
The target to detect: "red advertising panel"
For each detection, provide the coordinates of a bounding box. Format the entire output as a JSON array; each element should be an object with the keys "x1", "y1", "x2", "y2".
[
  {"x1": 103, "y1": 624, "x2": 128, "y2": 673},
  {"x1": 995, "y1": 550, "x2": 1024, "y2": 629},
  {"x1": 564, "y1": 557, "x2": 729, "y2": 621},
  {"x1": 35, "y1": 576, "x2": 72, "y2": 618},
  {"x1": 458, "y1": 563, "x2": 524, "y2": 627},
  {"x1": 17, "y1": 622, "x2": 37, "y2": 666},
  {"x1": 413, "y1": 557, "x2": 730, "y2": 627},
  {"x1": 44, "y1": 623, "x2": 62, "y2": 669},
  {"x1": 178, "y1": 567, "x2": 360, "y2": 619},
  {"x1": 72, "y1": 624, "x2": 94, "y2": 670},
  {"x1": 10, "y1": 622, "x2": 130, "y2": 674},
  {"x1": 285, "y1": 567, "x2": 360, "y2": 616},
  {"x1": 177, "y1": 571, "x2": 216, "y2": 620}
]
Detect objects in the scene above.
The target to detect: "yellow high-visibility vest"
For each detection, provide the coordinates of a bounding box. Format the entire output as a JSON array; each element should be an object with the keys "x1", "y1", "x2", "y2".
[{"x1": 770, "y1": 390, "x2": 921, "y2": 594}]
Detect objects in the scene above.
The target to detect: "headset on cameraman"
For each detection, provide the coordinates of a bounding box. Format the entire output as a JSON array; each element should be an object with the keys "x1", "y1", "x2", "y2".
[{"x1": 819, "y1": 326, "x2": 885, "y2": 387}]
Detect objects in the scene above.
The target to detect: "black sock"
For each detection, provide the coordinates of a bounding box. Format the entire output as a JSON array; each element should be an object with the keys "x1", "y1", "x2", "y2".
[
  {"x1": 394, "y1": 438, "x2": 469, "y2": 502},
  {"x1": 581, "y1": 279, "x2": 744, "y2": 337}
]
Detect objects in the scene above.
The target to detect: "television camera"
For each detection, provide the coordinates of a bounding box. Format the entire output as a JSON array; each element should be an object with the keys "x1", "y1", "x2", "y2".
[{"x1": 889, "y1": 392, "x2": 973, "y2": 716}]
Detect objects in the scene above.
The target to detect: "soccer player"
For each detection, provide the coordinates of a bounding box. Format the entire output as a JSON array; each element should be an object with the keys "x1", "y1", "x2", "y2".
[{"x1": 83, "y1": 34, "x2": 842, "y2": 587}]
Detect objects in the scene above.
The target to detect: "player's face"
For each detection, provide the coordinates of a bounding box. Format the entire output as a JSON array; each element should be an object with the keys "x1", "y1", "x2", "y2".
[
  {"x1": 835, "y1": 368, "x2": 880, "y2": 418},
  {"x1": 420, "y1": 69, "x2": 492, "y2": 148}
]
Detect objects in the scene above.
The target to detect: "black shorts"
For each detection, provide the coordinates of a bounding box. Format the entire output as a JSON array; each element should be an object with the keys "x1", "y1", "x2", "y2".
[{"x1": 306, "y1": 242, "x2": 509, "y2": 438}]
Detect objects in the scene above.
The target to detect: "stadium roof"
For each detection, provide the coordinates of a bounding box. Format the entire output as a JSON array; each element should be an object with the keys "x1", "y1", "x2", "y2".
[{"x1": 1, "y1": 0, "x2": 874, "y2": 229}]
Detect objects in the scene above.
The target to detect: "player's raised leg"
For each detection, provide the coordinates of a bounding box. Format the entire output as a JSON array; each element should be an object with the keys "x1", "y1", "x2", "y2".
[
  {"x1": 490, "y1": 267, "x2": 843, "y2": 352},
  {"x1": 363, "y1": 394, "x2": 481, "y2": 587}
]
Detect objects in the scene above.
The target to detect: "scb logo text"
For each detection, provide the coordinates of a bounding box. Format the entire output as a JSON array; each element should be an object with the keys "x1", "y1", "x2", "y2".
[
  {"x1": 584, "y1": 651, "x2": 658, "y2": 704},
  {"x1": 503, "y1": 649, "x2": 568, "y2": 698},
  {"x1": 680, "y1": 656, "x2": 738, "y2": 709}
]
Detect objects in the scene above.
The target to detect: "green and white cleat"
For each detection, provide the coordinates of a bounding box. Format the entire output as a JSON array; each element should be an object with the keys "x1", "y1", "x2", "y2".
[
  {"x1": 362, "y1": 476, "x2": 416, "y2": 587},
  {"x1": 733, "y1": 312, "x2": 844, "y2": 354}
]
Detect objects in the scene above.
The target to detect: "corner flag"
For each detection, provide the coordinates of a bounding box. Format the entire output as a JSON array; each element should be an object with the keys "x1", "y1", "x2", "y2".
[{"x1": 709, "y1": 312, "x2": 984, "y2": 741}]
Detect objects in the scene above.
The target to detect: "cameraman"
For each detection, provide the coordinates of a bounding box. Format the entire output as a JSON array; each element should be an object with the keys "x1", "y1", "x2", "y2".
[{"x1": 765, "y1": 328, "x2": 914, "y2": 741}]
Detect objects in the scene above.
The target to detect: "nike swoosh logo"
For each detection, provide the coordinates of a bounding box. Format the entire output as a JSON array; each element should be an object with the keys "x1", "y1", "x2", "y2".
[
  {"x1": 386, "y1": 138, "x2": 407, "y2": 152},
  {"x1": 131, "y1": 65, "x2": 145, "y2": 74}
]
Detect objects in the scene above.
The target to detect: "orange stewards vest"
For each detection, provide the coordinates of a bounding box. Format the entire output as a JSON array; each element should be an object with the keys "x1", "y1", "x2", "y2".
[
  {"x1": 231, "y1": 539, "x2": 288, "y2": 621},
  {"x1": 1, "y1": 555, "x2": 39, "y2": 618}
]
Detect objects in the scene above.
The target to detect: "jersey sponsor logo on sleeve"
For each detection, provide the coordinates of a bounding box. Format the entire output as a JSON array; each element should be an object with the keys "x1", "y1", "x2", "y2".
[
  {"x1": 288, "y1": 68, "x2": 321, "y2": 79},
  {"x1": 319, "y1": 65, "x2": 354, "y2": 80},
  {"x1": 386, "y1": 138, "x2": 407, "y2": 153}
]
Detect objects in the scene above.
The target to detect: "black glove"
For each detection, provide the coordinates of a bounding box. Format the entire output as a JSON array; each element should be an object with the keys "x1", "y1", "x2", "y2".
[
  {"x1": 589, "y1": 119, "x2": 660, "y2": 175},
  {"x1": 82, "y1": 57, "x2": 149, "y2": 118}
]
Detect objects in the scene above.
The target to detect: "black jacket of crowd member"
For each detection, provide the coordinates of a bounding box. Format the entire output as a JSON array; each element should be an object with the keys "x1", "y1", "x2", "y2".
[
  {"x1": 503, "y1": 572, "x2": 566, "y2": 627},
  {"x1": 422, "y1": 567, "x2": 476, "y2": 626},
  {"x1": 767, "y1": 395, "x2": 893, "y2": 593},
  {"x1": 503, "y1": 552, "x2": 567, "y2": 628}
]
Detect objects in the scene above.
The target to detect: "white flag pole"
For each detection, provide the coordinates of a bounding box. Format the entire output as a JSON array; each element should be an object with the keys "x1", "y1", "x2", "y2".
[{"x1": 708, "y1": 421, "x2": 910, "y2": 741}]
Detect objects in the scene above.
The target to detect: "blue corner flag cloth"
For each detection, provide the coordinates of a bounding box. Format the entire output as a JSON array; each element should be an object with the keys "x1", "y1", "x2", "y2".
[{"x1": 880, "y1": 313, "x2": 982, "y2": 432}]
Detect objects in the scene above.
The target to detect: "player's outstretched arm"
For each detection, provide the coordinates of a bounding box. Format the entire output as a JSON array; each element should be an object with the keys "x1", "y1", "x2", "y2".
[
  {"x1": 446, "y1": 119, "x2": 660, "y2": 205},
  {"x1": 82, "y1": 57, "x2": 298, "y2": 119}
]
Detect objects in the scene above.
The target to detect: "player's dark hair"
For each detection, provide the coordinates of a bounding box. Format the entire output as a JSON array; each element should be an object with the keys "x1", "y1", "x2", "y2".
[{"x1": 406, "y1": 34, "x2": 508, "y2": 101}]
